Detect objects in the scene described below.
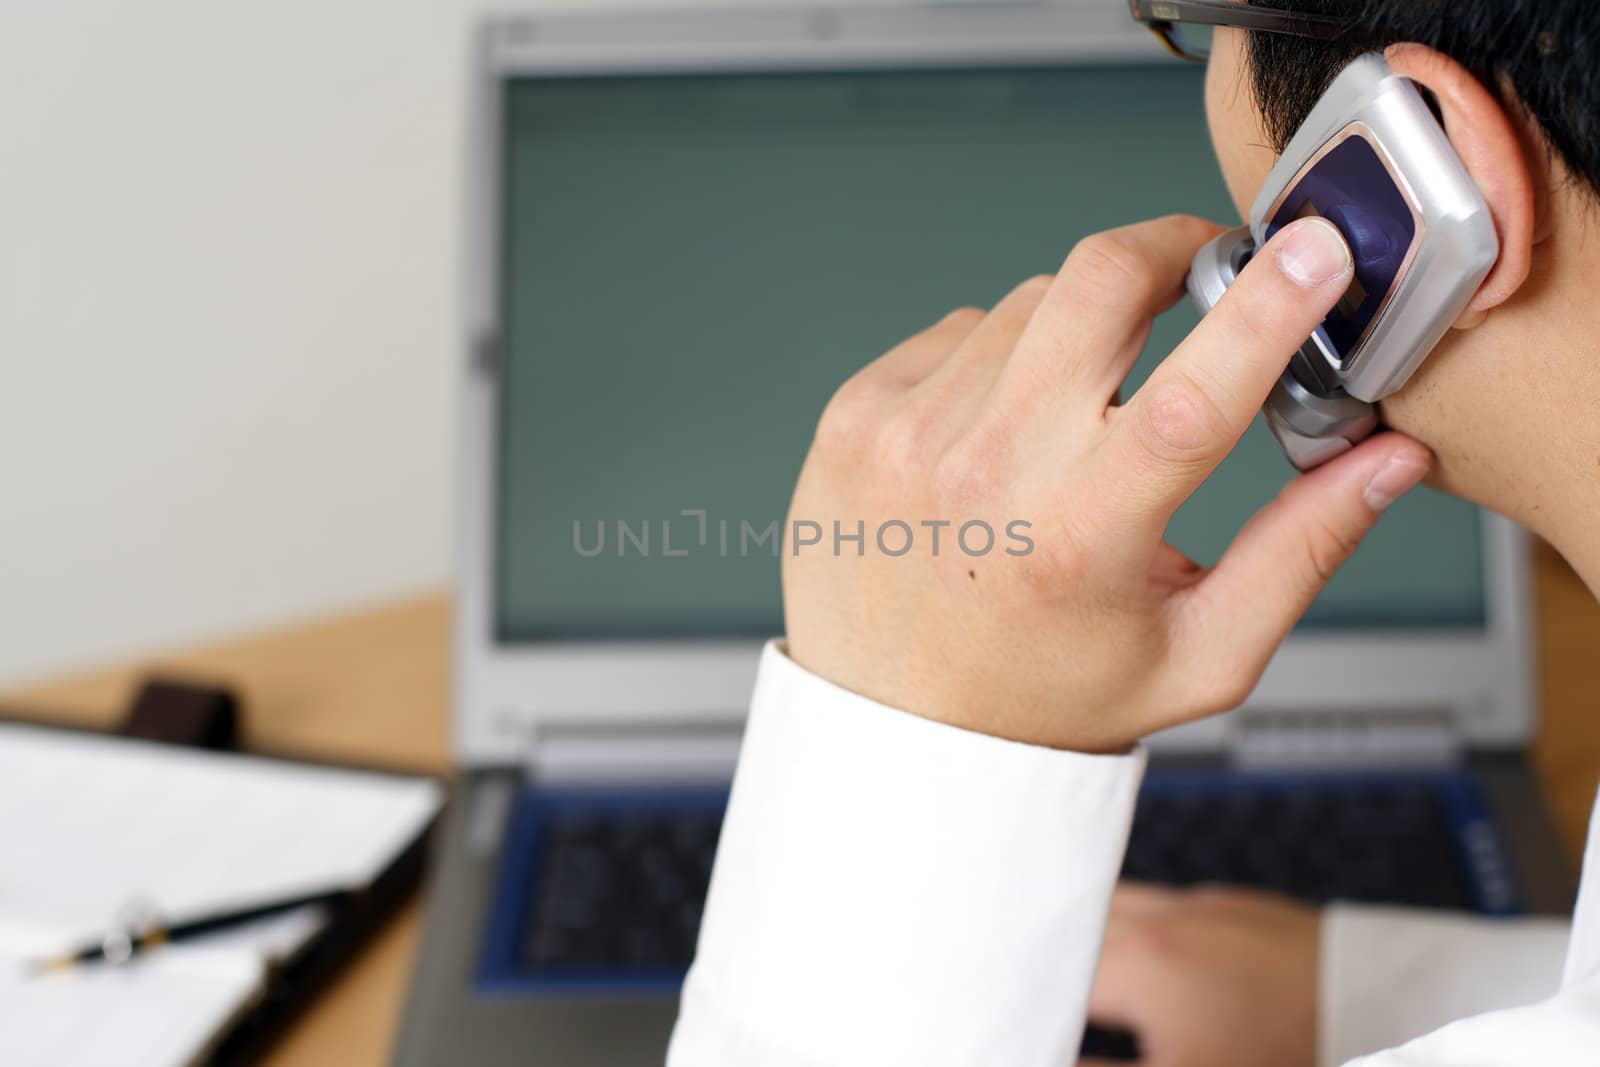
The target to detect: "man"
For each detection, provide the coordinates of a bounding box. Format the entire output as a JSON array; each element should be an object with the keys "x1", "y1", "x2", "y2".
[{"x1": 669, "y1": 1, "x2": 1600, "y2": 1063}]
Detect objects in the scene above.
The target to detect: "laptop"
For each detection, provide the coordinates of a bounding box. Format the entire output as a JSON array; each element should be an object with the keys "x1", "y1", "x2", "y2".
[{"x1": 394, "y1": 5, "x2": 1575, "y2": 1063}]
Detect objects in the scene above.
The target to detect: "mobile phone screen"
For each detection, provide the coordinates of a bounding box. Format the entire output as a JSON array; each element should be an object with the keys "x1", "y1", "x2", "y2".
[{"x1": 1269, "y1": 134, "x2": 1416, "y2": 361}]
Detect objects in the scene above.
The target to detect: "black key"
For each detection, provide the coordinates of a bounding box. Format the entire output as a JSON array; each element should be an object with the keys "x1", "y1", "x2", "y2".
[{"x1": 522, "y1": 805, "x2": 726, "y2": 973}]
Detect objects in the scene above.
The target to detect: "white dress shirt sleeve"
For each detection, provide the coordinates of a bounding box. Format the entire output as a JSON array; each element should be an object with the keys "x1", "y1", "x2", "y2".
[
  {"x1": 1319, "y1": 904, "x2": 1572, "y2": 1066},
  {"x1": 667, "y1": 641, "x2": 1146, "y2": 1067}
]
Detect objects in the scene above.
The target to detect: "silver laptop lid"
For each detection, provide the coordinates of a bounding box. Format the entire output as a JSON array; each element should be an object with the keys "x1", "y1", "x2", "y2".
[{"x1": 455, "y1": 4, "x2": 1534, "y2": 766}]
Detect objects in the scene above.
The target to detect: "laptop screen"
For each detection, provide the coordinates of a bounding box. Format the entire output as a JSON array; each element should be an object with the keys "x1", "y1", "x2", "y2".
[{"x1": 494, "y1": 65, "x2": 1486, "y2": 642}]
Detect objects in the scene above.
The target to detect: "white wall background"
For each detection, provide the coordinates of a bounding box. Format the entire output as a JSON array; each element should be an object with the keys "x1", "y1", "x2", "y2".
[
  {"x1": 0, "y1": 0, "x2": 838, "y2": 686},
  {"x1": 0, "y1": 1, "x2": 486, "y2": 684}
]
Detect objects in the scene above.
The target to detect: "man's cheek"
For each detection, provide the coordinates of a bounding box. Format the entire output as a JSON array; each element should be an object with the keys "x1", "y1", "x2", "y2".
[{"x1": 1204, "y1": 36, "x2": 1276, "y2": 220}]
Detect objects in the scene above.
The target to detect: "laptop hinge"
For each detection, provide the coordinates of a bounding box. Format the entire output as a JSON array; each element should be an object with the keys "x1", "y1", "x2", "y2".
[
  {"x1": 1228, "y1": 708, "x2": 1462, "y2": 771},
  {"x1": 517, "y1": 720, "x2": 744, "y2": 786}
]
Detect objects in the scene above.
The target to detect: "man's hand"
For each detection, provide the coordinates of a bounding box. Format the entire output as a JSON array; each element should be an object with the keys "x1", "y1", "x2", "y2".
[
  {"x1": 783, "y1": 214, "x2": 1431, "y2": 752},
  {"x1": 1084, "y1": 884, "x2": 1321, "y2": 1067}
]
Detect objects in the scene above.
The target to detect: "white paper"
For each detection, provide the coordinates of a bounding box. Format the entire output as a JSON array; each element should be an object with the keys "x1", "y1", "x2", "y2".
[{"x1": 0, "y1": 723, "x2": 442, "y2": 1066}]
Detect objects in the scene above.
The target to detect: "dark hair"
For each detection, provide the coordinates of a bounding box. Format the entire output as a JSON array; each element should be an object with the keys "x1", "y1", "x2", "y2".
[{"x1": 1247, "y1": 0, "x2": 1600, "y2": 195}]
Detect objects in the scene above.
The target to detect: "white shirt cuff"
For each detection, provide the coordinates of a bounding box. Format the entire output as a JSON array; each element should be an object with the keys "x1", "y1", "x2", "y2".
[
  {"x1": 669, "y1": 641, "x2": 1145, "y2": 1067},
  {"x1": 1320, "y1": 903, "x2": 1571, "y2": 1067}
]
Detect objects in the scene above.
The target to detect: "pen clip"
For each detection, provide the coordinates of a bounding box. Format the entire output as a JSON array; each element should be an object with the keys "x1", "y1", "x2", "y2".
[{"x1": 98, "y1": 897, "x2": 166, "y2": 966}]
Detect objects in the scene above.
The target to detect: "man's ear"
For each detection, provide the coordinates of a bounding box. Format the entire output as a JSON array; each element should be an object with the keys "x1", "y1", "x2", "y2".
[{"x1": 1385, "y1": 43, "x2": 1539, "y2": 327}]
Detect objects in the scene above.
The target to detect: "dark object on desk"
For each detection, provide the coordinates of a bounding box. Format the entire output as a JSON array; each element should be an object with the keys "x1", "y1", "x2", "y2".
[
  {"x1": 120, "y1": 677, "x2": 240, "y2": 750},
  {"x1": 1080, "y1": 1025, "x2": 1143, "y2": 1060}
]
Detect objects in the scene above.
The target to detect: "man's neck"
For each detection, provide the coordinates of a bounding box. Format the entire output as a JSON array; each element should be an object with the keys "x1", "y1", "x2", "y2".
[
  {"x1": 1463, "y1": 192, "x2": 1600, "y2": 600},
  {"x1": 1526, "y1": 220, "x2": 1600, "y2": 600}
]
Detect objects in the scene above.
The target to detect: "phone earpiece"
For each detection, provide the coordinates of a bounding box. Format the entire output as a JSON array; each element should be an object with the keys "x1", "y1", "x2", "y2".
[{"x1": 1185, "y1": 53, "x2": 1496, "y2": 470}]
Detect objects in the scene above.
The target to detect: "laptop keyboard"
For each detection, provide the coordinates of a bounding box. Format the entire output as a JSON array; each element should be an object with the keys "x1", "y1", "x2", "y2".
[
  {"x1": 481, "y1": 770, "x2": 1517, "y2": 991},
  {"x1": 1121, "y1": 780, "x2": 1478, "y2": 908},
  {"x1": 523, "y1": 810, "x2": 720, "y2": 971}
]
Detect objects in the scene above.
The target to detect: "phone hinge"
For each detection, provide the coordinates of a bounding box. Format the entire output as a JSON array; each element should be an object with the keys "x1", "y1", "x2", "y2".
[{"x1": 1229, "y1": 707, "x2": 1461, "y2": 771}]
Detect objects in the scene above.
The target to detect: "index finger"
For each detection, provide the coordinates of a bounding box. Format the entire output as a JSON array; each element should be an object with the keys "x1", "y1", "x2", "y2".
[
  {"x1": 987, "y1": 214, "x2": 1226, "y2": 419},
  {"x1": 1089, "y1": 216, "x2": 1353, "y2": 536}
]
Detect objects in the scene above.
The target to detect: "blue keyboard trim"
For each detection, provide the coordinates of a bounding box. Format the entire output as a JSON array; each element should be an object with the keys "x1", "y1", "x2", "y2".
[
  {"x1": 474, "y1": 785, "x2": 730, "y2": 998},
  {"x1": 474, "y1": 767, "x2": 1520, "y2": 998}
]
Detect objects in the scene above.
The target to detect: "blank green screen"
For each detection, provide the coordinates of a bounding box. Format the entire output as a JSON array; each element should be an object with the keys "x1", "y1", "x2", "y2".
[{"x1": 495, "y1": 66, "x2": 1484, "y2": 641}]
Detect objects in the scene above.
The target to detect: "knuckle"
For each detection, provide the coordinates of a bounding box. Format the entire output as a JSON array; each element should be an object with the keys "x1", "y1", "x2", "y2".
[
  {"x1": 1162, "y1": 211, "x2": 1213, "y2": 232},
  {"x1": 1015, "y1": 519, "x2": 1093, "y2": 596},
  {"x1": 1221, "y1": 279, "x2": 1298, "y2": 352},
  {"x1": 872, "y1": 407, "x2": 939, "y2": 480},
  {"x1": 814, "y1": 375, "x2": 887, "y2": 456},
  {"x1": 1157, "y1": 213, "x2": 1224, "y2": 250},
  {"x1": 1062, "y1": 231, "x2": 1158, "y2": 303},
  {"x1": 931, "y1": 430, "x2": 1010, "y2": 510},
  {"x1": 1300, "y1": 512, "x2": 1360, "y2": 586},
  {"x1": 1011, "y1": 273, "x2": 1055, "y2": 303},
  {"x1": 1136, "y1": 375, "x2": 1231, "y2": 464},
  {"x1": 938, "y1": 305, "x2": 986, "y2": 332}
]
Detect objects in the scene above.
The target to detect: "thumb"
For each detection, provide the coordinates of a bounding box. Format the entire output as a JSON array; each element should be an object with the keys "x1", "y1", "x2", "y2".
[{"x1": 1178, "y1": 432, "x2": 1433, "y2": 676}]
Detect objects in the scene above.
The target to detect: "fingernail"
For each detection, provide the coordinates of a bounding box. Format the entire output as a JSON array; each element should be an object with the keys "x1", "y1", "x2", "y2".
[
  {"x1": 1364, "y1": 454, "x2": 1429, "y2": 511},
  {"x1": 1275, "y1": 218, "x2": 1352, "y2": 289}
]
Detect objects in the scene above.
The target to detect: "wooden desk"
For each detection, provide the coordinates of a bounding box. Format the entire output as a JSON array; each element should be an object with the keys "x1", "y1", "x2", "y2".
[
  {"x1": 3, "y1": 544, "x2": 1598, "y2": 1066},
  {"x1": 3, "y1": 594, "x2": 451, "y2": 1067},
  {"x1": 1531, "y1": 542, "x2": 1600, "y2": 853}
]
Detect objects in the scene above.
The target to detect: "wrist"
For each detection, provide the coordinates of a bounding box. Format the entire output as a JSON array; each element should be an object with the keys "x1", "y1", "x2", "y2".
[{"x1": 782, "y1": 638, "x2": 1138, "y2": 755}]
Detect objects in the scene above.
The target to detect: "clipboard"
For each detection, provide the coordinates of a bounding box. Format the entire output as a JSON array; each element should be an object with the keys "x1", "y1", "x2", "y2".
[{"x1": 0, "y1": 678, "x2": 444, "y2": 1067}]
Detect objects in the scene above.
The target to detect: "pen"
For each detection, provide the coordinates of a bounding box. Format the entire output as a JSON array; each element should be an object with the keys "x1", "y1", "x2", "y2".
[{"x1": 28, "y1": 886, "x2": 356, "y2": 973}]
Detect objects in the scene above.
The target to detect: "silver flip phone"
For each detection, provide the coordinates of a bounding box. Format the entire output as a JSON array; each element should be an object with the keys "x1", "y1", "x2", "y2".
[{"x1": 1187, "y1": 53, "x2": 1498, "y2": 470}]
